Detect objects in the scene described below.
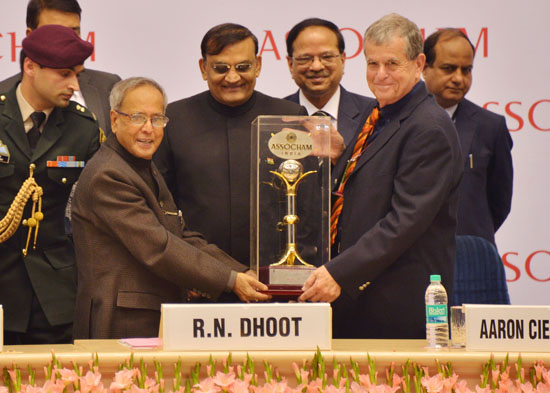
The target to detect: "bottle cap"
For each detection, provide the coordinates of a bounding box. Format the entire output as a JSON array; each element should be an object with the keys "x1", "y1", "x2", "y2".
[{"x1": 430, "y1": 274, "x2": 441, "y2": 282}]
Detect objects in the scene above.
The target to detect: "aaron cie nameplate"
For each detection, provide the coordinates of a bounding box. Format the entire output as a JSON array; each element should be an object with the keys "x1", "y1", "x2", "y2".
[{"x1": 161, "y1": 303, "x2": 331, "y2": 351}]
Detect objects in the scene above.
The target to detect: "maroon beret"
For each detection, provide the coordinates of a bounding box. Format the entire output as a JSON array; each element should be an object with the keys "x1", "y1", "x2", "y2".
[{"x1": 22, "y1": 25, "x2": 94, "y2": 69}]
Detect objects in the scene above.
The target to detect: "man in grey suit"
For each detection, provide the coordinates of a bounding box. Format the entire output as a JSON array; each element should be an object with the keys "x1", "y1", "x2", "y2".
[
  {"x1": 423, "y1": 29, "x2": 513, "y2": 245},
  {"x1": 284, "y1": 18, "x2": 375, "y2": 148},
  {"x1": 0, "y1": 0, "x2": 120, "y2": 136},
  {"x1": 299, "y1": 14, "x2": 463, "y2": 339},
  {"x1": 72, "y1": 77, "x2": 269, "y2": 339}
]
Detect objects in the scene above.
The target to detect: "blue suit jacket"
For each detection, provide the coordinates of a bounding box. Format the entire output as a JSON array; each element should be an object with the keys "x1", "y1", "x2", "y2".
[
  {"x1": 284, "y1": 86, "x2": 375, "y2": 146},
  {"x1": 453, "y1": 99, "x2": 513, "y2": 245},
  {"x1": 326, "y1": 82, "x2": 463, "y2": 339}
]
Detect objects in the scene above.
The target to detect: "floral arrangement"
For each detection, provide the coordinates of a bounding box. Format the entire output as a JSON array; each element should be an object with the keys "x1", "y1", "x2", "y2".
[{"x1": 1, "y1": 350, "x2": 549, "y2": 393}]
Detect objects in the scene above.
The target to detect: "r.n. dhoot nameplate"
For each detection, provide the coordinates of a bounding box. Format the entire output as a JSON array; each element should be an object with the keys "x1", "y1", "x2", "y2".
[{"x1": 251, "y1": 116, "x2": 331, "y2": 299}]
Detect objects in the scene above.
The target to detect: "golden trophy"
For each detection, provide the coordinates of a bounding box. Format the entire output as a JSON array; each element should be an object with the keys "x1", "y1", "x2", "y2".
[{"x1": 251, "y1": 116, "x2": 331, "y2": 299}]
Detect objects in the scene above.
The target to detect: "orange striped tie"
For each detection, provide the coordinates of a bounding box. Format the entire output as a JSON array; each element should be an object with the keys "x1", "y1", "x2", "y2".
[{"x1": 330, "y1": 107, "x2": 380, "y2": 245}]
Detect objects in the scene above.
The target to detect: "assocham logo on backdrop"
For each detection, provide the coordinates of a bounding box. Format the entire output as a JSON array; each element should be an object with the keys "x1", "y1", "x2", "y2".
[
  {"x1": 503, "y1": 251, "x2": 550, "y2": 283},
  {"x1": 257, "y1": 26, "x2": 490, "y2": 59},
  {"x1": 484, "y1": 100, "x2": 550, "y2": 131}
]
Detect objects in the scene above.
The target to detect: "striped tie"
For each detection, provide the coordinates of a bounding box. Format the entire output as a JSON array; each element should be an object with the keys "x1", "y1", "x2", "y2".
[{"x1": 330, "y1": 106, "x2": 380, "y2": 246}]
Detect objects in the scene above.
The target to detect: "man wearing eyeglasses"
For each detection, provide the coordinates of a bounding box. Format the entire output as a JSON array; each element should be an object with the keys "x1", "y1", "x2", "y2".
[
  {"x1": 72, "y1": 77, "x2": 270, "y2": 339},
  {"x1": 285, "y1": 18, "x2": 375, "y2": 149},
  {"x1": 154, "y1": 23, "x2": 306, "y2": 279}
]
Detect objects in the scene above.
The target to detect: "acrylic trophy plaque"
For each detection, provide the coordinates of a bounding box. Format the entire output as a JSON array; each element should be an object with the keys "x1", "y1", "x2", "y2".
[{"x1": 251, "y1": 115, "x2": 330, "y2": 299}]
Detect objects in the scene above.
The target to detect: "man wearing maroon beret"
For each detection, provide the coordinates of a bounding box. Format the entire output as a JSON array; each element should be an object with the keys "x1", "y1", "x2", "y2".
[
  {"x1": 0, "y1": 0, "x2": 120, "y2": 135},
  {"x1": 0, "y1": 24, "x2": 101, "y2": 344}
]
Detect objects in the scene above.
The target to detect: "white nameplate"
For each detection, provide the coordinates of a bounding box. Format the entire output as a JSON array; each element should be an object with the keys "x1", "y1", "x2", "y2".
[
  {"x1": 161, "y1": 303, "x2": 331, "y2": 351},
  {"x1": 465, "y1": 305, "x2": 550, "y2": 352}
]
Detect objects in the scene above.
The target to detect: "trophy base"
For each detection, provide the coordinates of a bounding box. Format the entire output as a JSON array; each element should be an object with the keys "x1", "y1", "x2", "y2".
[{"x1": 259, "y1": 265, "x2": 315, "y2": 300}]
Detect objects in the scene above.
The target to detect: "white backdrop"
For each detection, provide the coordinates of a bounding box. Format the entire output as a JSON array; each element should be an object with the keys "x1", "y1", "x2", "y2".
[{"x1": 1, "y1": 0, "x2": 549, "y2": 304}]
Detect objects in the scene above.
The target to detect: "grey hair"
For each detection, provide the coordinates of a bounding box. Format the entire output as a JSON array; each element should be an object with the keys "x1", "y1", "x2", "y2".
[
  {"x1": 109, "y1": 77, "x2": 168, "y2": 111},
  {"x1": 364, "y1": 13, "x2": 424, "y2": 60}
]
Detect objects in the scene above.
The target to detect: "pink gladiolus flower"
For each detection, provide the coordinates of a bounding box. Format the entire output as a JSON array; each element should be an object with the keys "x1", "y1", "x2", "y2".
[
  {"x1": 350, "y1": 381, "x2": 367, "y2": 393},
  {"x1": 519, "y1": 381, "x2": 534, "y2": 393},
  {"x1": 535, "y1": 363, "x2": 545, "y2": 382},
  {"x1": 127, "y1": 385, "x2": 150, "y2": 393},
  {"x1": 422, "y1": 374, "x2": 444, "y2": 393},
  {"x1": 109, "y1": 369, "x2": 136, "y2": 391},
  {"x1": 392, "y1": 374, "x2": 403, "y2": 389},
  {"x1": 42, "y1": 379, "x2": 66, "y2": 393},
  {"x1": 474, "y1": 385, "x2": 492, "y2": 393},
  {"x1": 57, "y1": 368, "x2": 79, "y2": 386},
  {"x1": 193, "y1": 377, "x2": 220, "y2": 393},
  {"x1": 325, "y1": 385, "x2": 346, "y2": 393},
  {"x1": 230, "y1": 378, "x2": 250, "y2": 393},
  {"x1": 21, "y1": 385, "x2": 44, "y2": 393},
  {"x1": 359, "y1": 374, "x2": 373, "y2": 388},
  {"x1": 368, "y1": 384, "x2": 399, "y2": 393},
  {"x1": 443, "y1": 373, "x2": 459, "y2": 392},
  {"x1": 536, "y1": 382, "x2": 550, "y2": 393},
  {"x1": 454, "y1": 379, "x2": 473, "y2": 393},
  {"x1": 0, "y1": 387, "x2": 10, "y2": 393},
  {"x1": 213, "y1": 371, "x2": 236, "y2": 388}
]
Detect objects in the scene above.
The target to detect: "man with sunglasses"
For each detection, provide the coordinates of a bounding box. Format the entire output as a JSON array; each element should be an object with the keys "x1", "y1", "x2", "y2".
[
  {"x1": 72, "y1": 77, "x2": 270, "y2": 339},
  {"x1": 154, "y1": 24, "x2": 306, "y2": 282},
  {"x1": 285, "y1": 18, "x2": 375, "y2": 149}
]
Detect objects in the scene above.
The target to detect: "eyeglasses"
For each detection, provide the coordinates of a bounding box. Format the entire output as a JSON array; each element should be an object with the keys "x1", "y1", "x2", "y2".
[
  {"x1": 210, "y1": 62, "x2": 253, "y2": 74},
  {"x1": 292, "y1": 54, "x2": 342, "y2": 67},
  {"x1": 116, "y1": 110, "x2": 169, "y2": 128}
]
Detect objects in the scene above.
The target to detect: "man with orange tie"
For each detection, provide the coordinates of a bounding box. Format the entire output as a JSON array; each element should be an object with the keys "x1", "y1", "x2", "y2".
[{"x1": 299, "y1": 14, "x2": 463, "y2": 339}]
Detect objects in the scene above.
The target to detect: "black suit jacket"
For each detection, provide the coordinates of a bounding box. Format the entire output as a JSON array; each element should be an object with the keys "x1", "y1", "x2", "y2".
[
  {"x1": 154, "y1": 91, "x2": 306, "y2": 266},
  {"x1": 0, "y1": 68, "x2": 120, "y2": 135},
  {"x1": 453, "y1": 99, "x2": 513, "y2": 244},
  {"x1": 0, "y1": 86, "x2": 100, "y2": 333},
  {"x1": 285, "y1": 85, "x2": 375, "y2": 146},
  {"x1": 326, "y1": 82, "x2": 463, "y2": 339}
]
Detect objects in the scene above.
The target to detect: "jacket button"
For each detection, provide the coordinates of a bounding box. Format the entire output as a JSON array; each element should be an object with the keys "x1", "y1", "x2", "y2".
[{"x1": 62, "y1": 177, "x2": 67, "y2": 184}]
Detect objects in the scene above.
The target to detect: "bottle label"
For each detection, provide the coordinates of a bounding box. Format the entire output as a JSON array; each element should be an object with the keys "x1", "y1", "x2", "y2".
[{"x1": 426, "y1": 304, "x2": 448, "y2": 324}]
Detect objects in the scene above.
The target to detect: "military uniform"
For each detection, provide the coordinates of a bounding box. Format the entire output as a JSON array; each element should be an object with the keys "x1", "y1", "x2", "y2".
[{"x1": 0, "y1": 85, "x2": 100, "y2": 342}]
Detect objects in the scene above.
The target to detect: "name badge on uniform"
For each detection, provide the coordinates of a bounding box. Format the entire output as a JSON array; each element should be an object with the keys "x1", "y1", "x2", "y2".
[
  {"x1": 47, "y1": 155, "x2": 85, "y2": 168},
  {"x1": 0, "y1": 140, "x2": 10, "y2": 164}
]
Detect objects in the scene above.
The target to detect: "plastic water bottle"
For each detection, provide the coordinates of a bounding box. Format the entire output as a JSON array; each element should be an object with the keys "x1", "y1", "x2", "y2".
[{"x1": 425, "y1": 274, "x2": 449, "y2": 348}]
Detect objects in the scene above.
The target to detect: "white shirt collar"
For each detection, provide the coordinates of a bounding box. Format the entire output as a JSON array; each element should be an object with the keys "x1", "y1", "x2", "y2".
[
  {"x1": 298, "y1": 86, "x2": 341, "y2": 122},
  {"x1": 445, "y1": 103, "x2": 459, "y2": 120}
]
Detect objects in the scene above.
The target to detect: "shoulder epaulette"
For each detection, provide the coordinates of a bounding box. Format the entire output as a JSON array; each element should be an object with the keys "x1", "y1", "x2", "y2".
[{"x1": 65, "y1": 101, "x2": 95, "y2": 121}]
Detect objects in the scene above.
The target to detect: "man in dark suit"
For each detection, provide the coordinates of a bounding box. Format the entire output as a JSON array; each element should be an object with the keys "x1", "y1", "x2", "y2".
[
  {"x1": 154, "y1": 23, "x2": 307, "y2": 269},
  {"x1": 0, "y1": 25, "x2": 101, "y2": 344},
  {"x1": 299, "y1": 14, "x2": 463, "y2": 339},
  {"x1": 72, "y1": 77, "x2": 269, "y2": 339},
  {"x1": 0, "y1": 0, "x2": 120, "y2": 135},
  {"x1": 284, "y1": 18, "x2": 374, "y2": 148},
  {"x1": 423, "y1": 29, "x2": 513, "y2": 245}
]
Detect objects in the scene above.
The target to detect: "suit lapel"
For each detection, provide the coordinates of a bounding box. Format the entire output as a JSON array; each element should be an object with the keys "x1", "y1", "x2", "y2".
[
  {"x1": 352, "y1": 83, "x2": 429, "y2": 174},
  {"x1": 2, "y1": 89, "x2": 33, "y2": 159},
  {"x1": 454, "y1": 100, "x2": 477, "y2": 159},
  {"x1": 337, "y1": 87, "x2": 363, "y2": 146},
  {"x1": 78, "y1": 71, "x2": 105, "y2": 128}
]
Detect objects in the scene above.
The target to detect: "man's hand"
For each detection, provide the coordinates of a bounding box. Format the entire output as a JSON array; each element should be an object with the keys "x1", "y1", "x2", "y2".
[
  {"x1": 298, "y1": 266, "x2": 341, "y2": 302},
  {"x1": 300, "y1": 119, "x2": 346, "y2": 165},
  {"x1": 233, "y1": 272, "x2": 271, "y2": 302}
]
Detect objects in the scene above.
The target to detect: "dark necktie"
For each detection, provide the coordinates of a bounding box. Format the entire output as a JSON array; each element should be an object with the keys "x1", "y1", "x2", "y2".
[
  {"x1": 312, "y1": 110, "x2": 331, "y2": 117},
  {"x1": 330, "y1": 106, "x2": 380, "y2": 245},
  {"x1": 28, "y1": 111, "x2": 46, "y2": 152}
]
